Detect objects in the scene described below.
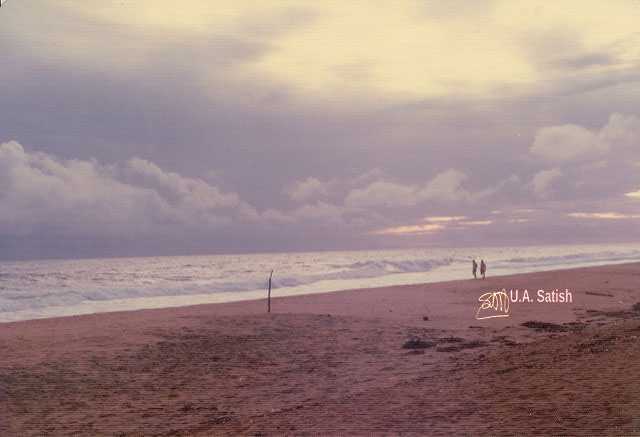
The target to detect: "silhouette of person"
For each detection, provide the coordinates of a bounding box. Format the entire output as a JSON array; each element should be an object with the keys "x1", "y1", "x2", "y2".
[
  {"x1": 480, "y1": 260, "x2": 486, "y2": 280},
  {"x1": 472, "y1": 259, "x2": 477, "y2": 279}
]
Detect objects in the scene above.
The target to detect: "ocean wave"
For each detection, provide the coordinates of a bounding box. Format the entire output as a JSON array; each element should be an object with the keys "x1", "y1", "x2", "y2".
[
  {"x1": 500, "y1": 250, "x2": 640, "y2": 269},
  {"x1": 0, "y1": 257, "x2": 451, "y2": 314},
  {"x1": 1, "y1": 244, "x2": 639, "y2": 321}
]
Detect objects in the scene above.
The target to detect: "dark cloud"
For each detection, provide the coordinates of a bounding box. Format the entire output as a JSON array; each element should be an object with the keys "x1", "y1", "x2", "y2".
[{"x1": 546, "y1": 51, "x2": 620, "y2": 70}]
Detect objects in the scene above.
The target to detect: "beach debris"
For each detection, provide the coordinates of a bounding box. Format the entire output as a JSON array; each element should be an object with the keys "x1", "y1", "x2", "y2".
[
  {"x1": 402, "y1": 339, "x2": 437, "y2": 349},
  {"x1": 439, "y1": 336, "x2": 464, "y2": 343},
  {"x1": 577, "y1": 335, "x2": 618, "y2": 353},
  {"x1": 501, "y1": 339, "x2": 518, "y2": 347},
  {"x1": 436, "y1": 340, "x2": 487, "y2": 352},
  {"x1": 460, "y1": 340, "x2": 485, "y2": 349},
  {"x1": 564, "y1": 322, "x2": 587, "y2": 331},
  {"x1": 436, "y1": 346, "x2": 460, "y2": 352},
  {"x1": 521, "y1": 321, "x2": 568, "y2": 332},
  {"x1": 403, "y1": 334, "x2": 487, "y2": 352},
  {"x1": 585, "y1": 306, "x2": 640, "y2": 320},
  {"x1": 585, "y1": 291, "x2": 614, "y2": 297},
  {"x1": 490, "y1": 335, "x2": 519, "y2": 346}
]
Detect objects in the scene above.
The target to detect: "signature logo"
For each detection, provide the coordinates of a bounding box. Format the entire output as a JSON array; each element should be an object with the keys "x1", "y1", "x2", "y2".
[{"x1": 476, "y1": 289, "x2": 510, "y2": 320}]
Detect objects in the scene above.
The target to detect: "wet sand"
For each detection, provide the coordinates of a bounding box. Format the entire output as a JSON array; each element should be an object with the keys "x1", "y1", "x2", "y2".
[{"x1": 1, "y1": 262, "x2": 639, "y2": 435}]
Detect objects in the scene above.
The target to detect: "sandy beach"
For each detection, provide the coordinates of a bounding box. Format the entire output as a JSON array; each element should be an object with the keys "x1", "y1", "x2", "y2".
[{"x1": 1, "y1": 262, "x2": 639, "y2": 436}]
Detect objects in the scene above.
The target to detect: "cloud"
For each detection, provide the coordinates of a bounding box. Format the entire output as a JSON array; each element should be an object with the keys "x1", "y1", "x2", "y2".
[
  {"x1": 344, "y1": 169, "x2": 476, "y2": 208},
  {"x1": 598, "y1": 112, "x2": 640, "y2": 159},
  {"x1": 0, "y1": 141, "x2": 255, "y2": 238},
  {"x1": 530, "y1": 124, "x2": 608, "y2": 162},
  {"x1": 127, "y1": 157, "x2": 251, "y2": 213},
  {"x1": 372, "y1": 223, "x2": 444, "y2": 236},
  {"x1": 531, "y1": 168, "x2": 563, "y2": 198},
  {"x1": 0, "y1": 141, "x2": 162, "y2": 237},
  {"x1": 3, "y1": 3, "x2": 640, "y2": 259},
  {"x1": 285, "y1": 176, "x2": 329, "y2": 201},
  {"x1": 526, "y1": 113, "x2": 640, "y2": 202},
  {"x1": 344, "y1": 180, "x2": 417, "y2": 208},
  {"x1": 0, "y1": 141, "x2": 371, "y2": 253},
  {"x1": 567, "y1": 212, "x2": 640, "y2": 220},
  {"x1": 417, "y1": 169, "x2": 472, "y2": 203},
  {"x1": 6, "y1": 1, "x2": 640, "y2": 105},
  {"x1": 546, "y1": 51, "x2": 620, "y2": 70},
  {"x1": 372, "y1": 215, "x2": 491, "y2": 236},
  {"x1": 239, "y1": 5, "x2": 318, "y2": 37},
  {"x1": 530, "y1": 112, "x2": 640, "y2": 163},
  {"x1": 423, "y1": 216, "x2": 467, "y2": 222},
  {"x1": 290, "y1": 201, "x2": 353, "y2": 226},
  {"x1": 458, "y1": 220, "x2": 492, "y2": 227},
  {"x1": 347, "y1": 168, "x2": 386, "y2": 187},
  {"x1": 3, "y1": 137, "x2": 637, "y2": 258}
]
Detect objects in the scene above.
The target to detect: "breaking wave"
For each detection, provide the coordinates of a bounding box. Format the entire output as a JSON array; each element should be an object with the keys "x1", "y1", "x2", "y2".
[{"x1": 1, "y1": 243, "x2": 639, "y2": 322}]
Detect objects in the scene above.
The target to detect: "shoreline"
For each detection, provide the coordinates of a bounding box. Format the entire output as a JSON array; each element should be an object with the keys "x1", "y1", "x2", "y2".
[
  {"x1": 1, "y1": 262, "x2": 639, "y2": 435},
  {"x1": 2, "y1": 260, "x2": 639, "y2": 326}
]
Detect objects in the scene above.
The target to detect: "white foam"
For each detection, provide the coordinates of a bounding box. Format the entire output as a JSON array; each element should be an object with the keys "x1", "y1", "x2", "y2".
[{"x1": 1, "y1": 243, "x2": 639, "y2": 322}]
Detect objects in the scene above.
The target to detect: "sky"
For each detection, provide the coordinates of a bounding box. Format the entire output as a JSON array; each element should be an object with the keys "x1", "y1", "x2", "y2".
[{"x1": 1, "y1": 0, "x2": 640, "y2": 260}]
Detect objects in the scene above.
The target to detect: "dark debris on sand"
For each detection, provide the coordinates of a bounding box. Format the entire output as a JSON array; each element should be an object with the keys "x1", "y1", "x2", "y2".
[
  {"x1": 438, "y1": 337, "x2": 464, "y2": 343},
  {"x1": 402, "y1": 339, "x2": 437, "y2": 349},
  {"x1": 586, "y1": 303, "x2": 640, "y2": 320},
  {"x1": 436, "y1": 340, "x2": 486, "y2": 353},
  {"x1": 576, "y1": 335, "x2": 619, "y2": 353},
  {"x1": 520, "y1": 321, "x2": 587, "y2": 332},
  {"x1": 521, "y1": 321, "x2": 568, "y2": 332},
  {"x1": 403, "y1": 336, "x2": 487, "y2": 353}
]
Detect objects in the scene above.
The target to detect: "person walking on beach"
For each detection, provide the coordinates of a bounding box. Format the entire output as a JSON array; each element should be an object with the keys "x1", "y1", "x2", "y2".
[
  {"x1": 472, "y1": 259, "x2": 478, "y2": 279},
  {"x1": 480, "y1": 260, "x2": 486, "y2": 280}
]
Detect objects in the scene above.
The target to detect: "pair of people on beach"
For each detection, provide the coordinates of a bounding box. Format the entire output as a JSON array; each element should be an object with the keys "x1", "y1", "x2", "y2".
[{"x1": 472, "y1": 259, "x2": 486, "y2": 279}]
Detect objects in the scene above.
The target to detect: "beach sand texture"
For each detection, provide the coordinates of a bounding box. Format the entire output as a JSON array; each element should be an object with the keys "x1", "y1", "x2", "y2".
[{"x1": 1, "y1": 263, "x2": 639, "y2": 435}]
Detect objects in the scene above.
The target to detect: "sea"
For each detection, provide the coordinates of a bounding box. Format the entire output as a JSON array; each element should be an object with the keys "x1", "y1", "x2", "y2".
[{"x1": 1, "y1": 243, "x2": 639, "y2": 323}]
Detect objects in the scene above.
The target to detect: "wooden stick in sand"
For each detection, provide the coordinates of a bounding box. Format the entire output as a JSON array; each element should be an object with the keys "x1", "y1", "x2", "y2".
[{"x1": 268, "y1": 270, "x2": 273, "y2": 313}]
